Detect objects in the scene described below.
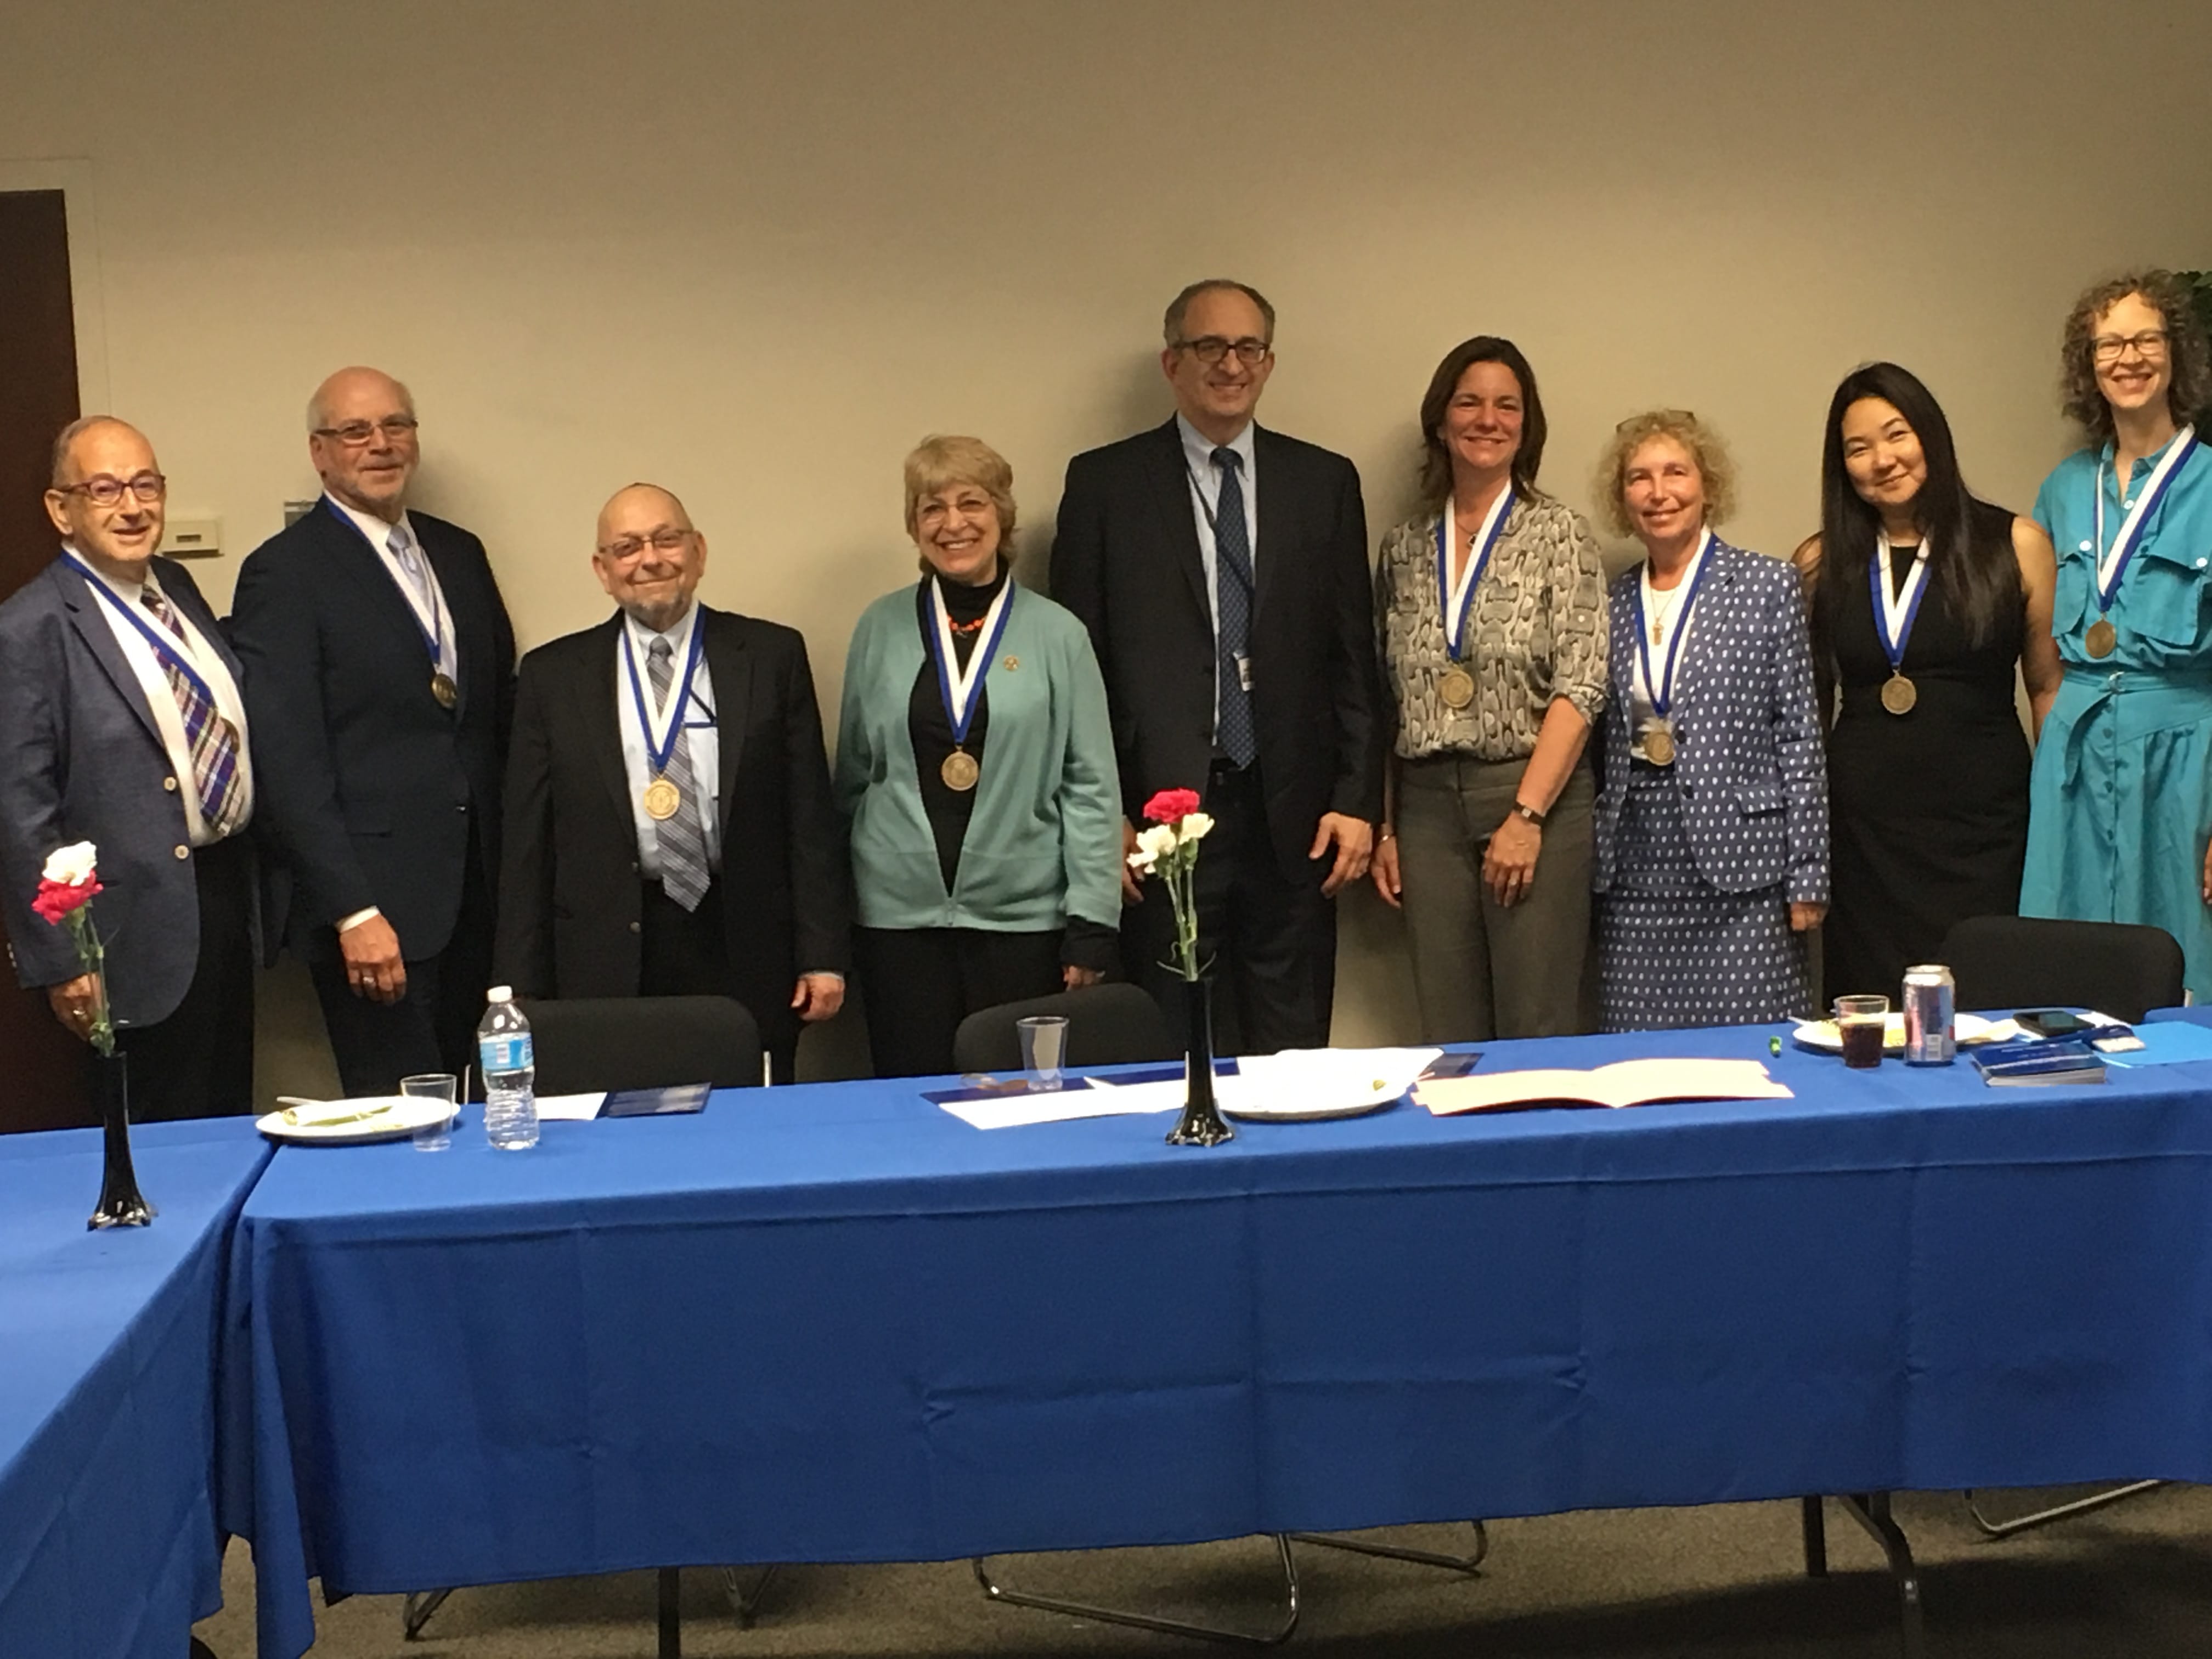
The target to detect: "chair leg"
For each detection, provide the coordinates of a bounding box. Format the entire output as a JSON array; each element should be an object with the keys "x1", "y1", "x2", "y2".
[
  {"x1": 973, "y1": 1533, "x2": 1301, "y2": 1645},
  {"x1": 719, "y1": 1564, "x2": 781, "y2": 1627},
  {"x1": 1965, "y1": 1480, "x2": 2164, "y2": 1538},
  {"x1": 659, "y1": 1566, "x2": 681, "y2": 1658},
  {"x1": 1834, "y1": 1492, "x2": 1923, "y2": 1659},
  {"x1": 1801, "y1": 1495, "x2": 1827, "y2": 1577},
  {"x1": 1284, "y1": 1519, "x2": 1487, "y2": 1575},
  {"x1": 402, "y1": 1589, "x2": 454, "y2": 1639}
]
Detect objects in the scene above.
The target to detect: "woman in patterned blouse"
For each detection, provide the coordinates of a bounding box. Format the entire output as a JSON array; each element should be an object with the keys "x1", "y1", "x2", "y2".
[
  {"x1": 1589, "y1": 411, "x2": 1829, "y2": 1030},
  {"x1": 1369, "y1": 336, "x2": 1609, "y2": 1040}
]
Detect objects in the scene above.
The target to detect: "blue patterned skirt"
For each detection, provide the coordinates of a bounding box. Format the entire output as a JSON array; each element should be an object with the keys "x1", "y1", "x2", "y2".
[{"x1": 1599, "y1": 771, "x2": 1808, "y2": 1032}]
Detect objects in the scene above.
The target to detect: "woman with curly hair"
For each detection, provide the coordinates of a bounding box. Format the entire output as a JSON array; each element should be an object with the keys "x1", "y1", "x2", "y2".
[
  {"x1": 2022, "y1": 270, "x2": 2212, "y2": 997},
  {"x1": 1588, "y1": 411, "x2": 1827, "y2": 1030}
]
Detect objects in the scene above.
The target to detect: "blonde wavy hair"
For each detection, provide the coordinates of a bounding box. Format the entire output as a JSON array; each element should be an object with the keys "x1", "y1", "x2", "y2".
[
  {"x1": 903, "y1": 435, "x2": 1018, "y2": 571},
  {"x1": 1594, "y1": 409, "x2": 1737, "y2": 539}
]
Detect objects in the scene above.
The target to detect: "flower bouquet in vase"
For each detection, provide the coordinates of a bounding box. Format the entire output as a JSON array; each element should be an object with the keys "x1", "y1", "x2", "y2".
[
  {"x1": 34, "y1": 843, "x2": 155, "y2": 1228},
  {"x1": 1126, "y1": 788, "x2": 1231, "y2": 1146}
]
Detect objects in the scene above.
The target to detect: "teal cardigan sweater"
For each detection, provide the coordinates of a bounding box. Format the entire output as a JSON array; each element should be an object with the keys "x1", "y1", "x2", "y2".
[{"x1": 836, "y1": 579, "x2": 1122, "y2": 933}]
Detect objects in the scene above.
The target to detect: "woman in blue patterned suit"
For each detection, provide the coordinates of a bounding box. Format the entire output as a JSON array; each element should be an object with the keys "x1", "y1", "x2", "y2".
[{"x1": 1590, "y1": 411, "x2": 1829, "y2": 1029}]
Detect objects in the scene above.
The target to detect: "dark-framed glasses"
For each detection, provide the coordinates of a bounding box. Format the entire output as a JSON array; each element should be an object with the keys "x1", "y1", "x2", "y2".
[
  {"x1": 599, "y1": 528, "x2": 693, "y2": 561},
  {"x1": 57, "y1": 471, "x2": 166, "y2": 507},
  {"x1": 2091, "y1": 330, "x2": 2169, "y2": 364},
  {"x1": 1174, "y1": 335, "x2": 1271, "y2": 366},
  {"x1": 314, "y1": 416, "x2": 420, "y2": 447}
]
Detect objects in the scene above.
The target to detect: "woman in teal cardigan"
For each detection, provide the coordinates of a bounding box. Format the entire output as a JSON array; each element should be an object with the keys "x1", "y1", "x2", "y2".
[{"x1": 837, "y1": 435, "x2": 1123, "y2": 1077}]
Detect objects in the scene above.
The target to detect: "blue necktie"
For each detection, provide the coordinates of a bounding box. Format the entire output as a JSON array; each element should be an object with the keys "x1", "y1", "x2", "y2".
[{"x1": 1211, "y1": 447, "x2": 1257, "y2": 769}]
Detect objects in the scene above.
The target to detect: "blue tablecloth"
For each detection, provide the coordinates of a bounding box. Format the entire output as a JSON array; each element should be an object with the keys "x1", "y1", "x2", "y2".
[
  {"x1": 1, "y1": 1117, "x2": 274, "y2": 1659},
  {"x1": 219, "y1": 1024, "x2": 2212, "y2": 1659}
]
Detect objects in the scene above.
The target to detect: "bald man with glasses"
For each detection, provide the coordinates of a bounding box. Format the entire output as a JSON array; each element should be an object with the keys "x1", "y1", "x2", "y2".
[
  {"x1": 0, "y1": 417, "x2": 259, "y2": 1121},
  {"x1": 233, "y1": 368, "x2": 516, "y2": 1094}
]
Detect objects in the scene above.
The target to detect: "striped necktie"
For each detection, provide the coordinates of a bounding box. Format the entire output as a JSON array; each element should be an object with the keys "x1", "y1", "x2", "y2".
[
  {"x1": 141, "y1": 587, "x2": 249, "y2": 838},
  {"x1": 646, "y1": 636, "x2": 712, "y2": 911}
]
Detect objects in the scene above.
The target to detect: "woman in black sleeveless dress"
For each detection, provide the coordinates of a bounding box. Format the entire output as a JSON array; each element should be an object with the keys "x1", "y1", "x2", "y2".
[{"x1": 1795, "y1": 363, "x2": 2062, "y2": 1002}]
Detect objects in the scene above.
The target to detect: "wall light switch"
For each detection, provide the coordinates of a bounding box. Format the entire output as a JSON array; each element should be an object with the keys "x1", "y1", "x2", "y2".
[{"x1": 159, "y1": 518, "x2": 221, "y2": 558}]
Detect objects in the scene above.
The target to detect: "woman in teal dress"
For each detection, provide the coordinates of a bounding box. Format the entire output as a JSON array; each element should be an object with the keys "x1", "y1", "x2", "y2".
[{"x1": 2022, "y1": 269, "x2": 2212, "y2": 996}]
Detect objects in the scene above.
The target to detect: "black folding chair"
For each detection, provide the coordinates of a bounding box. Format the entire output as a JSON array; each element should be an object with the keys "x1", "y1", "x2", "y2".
[
  {"x1": 524, "y1": 994, "x2": 764, "y2": 1093},
  {"x1": 1940, "y1": 915, "x2": 2185, "y2": 1025},
  {"x1": 405, "y1": 994, "x2": 771, "y2": 1653},
  {"x1": 952, "y1": 982, "x2": 1175, "y2": 1073}
]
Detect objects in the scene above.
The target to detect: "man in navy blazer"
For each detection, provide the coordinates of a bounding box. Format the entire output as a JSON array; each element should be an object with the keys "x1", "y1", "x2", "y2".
[
  {"x1": 0, "y1": 417, "x2": 259, "y2": 1121},
  {"x1": 1053, "y1": 280, "x2": 1382, "y2": 1053},
  {"x1": 232, "y1": 369, "x2": 516, "y2": 1095}
]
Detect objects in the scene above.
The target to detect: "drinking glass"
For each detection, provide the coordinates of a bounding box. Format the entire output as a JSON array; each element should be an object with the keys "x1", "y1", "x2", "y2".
[
  {"x1": 402, "y1": 1073, "x2": 458, "y2": 1150},
  {"x1": 1833, "y1": 996, "x2": 1888, "y2": 1070},
  {"x1": 1017, "y1": 1015, "x2": 1069, "y2": 1092}
]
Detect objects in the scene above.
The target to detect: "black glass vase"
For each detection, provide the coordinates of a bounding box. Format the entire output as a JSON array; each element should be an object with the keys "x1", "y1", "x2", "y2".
[
  {"x1": 1165, "y1": 975, "x2": 1234, "y2": 1147},
  {"x1": 87, "y1": 1049, "x2": 155, "y2": 1229}
]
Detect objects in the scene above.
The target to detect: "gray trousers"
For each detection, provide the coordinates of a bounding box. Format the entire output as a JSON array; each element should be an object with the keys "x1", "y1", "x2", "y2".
[{"x1": 1395, "y1": 754, "x2": 1595, "y2": 1042}]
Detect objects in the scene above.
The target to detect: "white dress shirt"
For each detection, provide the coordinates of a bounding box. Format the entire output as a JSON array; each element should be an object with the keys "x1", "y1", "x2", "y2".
[
  {"x1": 1177, "y1": 414, "x2": 1259, "y2": 735},
  {"x1": 1629, "y1": 534, "x2": 1712, "y2": 760},
  {"x1": 323, "y1": 494, "x2": 459, "y2": 682},
  {"x1": 614, "y1": 602, "x2": 721, "y2": 877},
  {"x1": 71, "y1": 548, "x2": 254, "y2": 847}
]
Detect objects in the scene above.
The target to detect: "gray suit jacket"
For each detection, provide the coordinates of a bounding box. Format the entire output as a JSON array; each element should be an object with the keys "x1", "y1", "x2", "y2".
[{"x1": 0, "y1": 554, "x2": 256, "y2": 1026}]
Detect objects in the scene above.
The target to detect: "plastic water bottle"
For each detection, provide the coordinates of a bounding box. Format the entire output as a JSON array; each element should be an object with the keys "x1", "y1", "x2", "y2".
[{"x1": 477, "y1": 987, "x2": 539, "y2": 1150}]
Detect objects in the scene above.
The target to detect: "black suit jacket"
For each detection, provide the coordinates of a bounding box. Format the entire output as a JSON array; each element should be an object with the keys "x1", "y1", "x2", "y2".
[
  {"x1": 1051, "y1": 418, "x2": 1382, "y2": 877},
  {"x1": 491, "y1": 605, "x2": 851, "y2": 1032},
  {"x1": 230, "y1": 499, "x2": 515, "y2": 959}
]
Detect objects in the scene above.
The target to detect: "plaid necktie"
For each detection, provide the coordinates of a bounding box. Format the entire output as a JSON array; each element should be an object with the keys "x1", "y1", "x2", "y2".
[
  {"x1": 646, "y1": 636, "x2": 712, "y2": 911},
  {"x1": 141, "y1": 587, "x2": 249, "y2": 838},
  {"x1": 1211, "y1": 447, "x2": 1258, "y2": 768}
]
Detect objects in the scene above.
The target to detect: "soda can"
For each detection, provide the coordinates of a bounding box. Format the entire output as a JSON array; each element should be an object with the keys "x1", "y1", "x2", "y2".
[{"x1": 1902, "y1": 964, "x2": 1956, "y2": 1065}]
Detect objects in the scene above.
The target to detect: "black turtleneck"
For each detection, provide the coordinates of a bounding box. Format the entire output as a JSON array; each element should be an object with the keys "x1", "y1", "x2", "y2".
[{"x1": 907, "y1": 565, "x2": 1116, "y2": 974}]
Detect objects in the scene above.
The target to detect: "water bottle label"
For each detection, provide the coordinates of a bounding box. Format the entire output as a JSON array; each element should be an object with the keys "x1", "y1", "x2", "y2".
[{"x1": 479, "y1": 1034, "x2": 533, "y2": 1072}]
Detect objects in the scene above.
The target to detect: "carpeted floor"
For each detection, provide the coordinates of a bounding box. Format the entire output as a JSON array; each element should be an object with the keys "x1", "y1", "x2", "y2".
[{"x1": 191, "y1": 1484, "x2": 2212, "y2": 1657}]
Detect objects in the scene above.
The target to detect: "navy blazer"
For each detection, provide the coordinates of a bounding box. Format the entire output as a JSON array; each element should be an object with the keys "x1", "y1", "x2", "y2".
[
  {"x1": 230, "y1": 499, "x2": 515, "y2": 959},
  {"x1": 1593, "y1": 539, "x2": 1829, "y2": 902},
  {"x1": 0, "y1": 555, "x2": 257, "y2": 1025}
]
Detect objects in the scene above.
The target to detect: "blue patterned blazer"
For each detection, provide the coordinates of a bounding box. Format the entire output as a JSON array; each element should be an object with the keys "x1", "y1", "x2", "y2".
[{"x1": 1592, "y1": 539, "x2": 1828, "y2": 902}]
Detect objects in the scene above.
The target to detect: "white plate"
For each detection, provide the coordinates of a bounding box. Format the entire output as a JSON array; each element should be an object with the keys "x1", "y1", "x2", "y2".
[
  {"x1": 1220, "y1": 1094, "x2": 1396, "y2": 1122},
  {"x1": 255, "y1": 1096, "x2": 453, "y2": 1145},
  {"x1": 1791, "y1": 1012, "x2": 2000, "y2": 1053}
]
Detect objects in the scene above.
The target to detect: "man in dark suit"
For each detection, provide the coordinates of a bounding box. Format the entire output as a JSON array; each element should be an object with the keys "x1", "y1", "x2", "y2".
[
  {"x1": 0, "y1": 417, "x2": 258, "y2": 1120},
  {"x1": 232, "y1": 368, "x2": 516, "y2": 1095},
  {"x1": 1053, "y1": 279, "x2": 1382, "y2": 1053},
  {"x1": 492, "y1": 483, "x2": 849, "y2": 1081}
]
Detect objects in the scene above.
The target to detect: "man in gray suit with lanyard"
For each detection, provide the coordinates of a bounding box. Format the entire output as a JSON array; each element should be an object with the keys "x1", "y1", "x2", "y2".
[{"x1": 0, "y1": 417, "x2": 259, "y2": 1120}]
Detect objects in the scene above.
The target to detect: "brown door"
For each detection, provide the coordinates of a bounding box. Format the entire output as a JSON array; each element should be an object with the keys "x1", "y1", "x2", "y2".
[{"x1": 0, "y1": 188, "x2": 91, "y2": 1130}]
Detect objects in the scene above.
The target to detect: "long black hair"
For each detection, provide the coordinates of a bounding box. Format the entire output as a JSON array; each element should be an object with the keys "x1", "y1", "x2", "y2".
[{"x1": 1815, "y1": 362, "x2": 2016, "y2": 652}]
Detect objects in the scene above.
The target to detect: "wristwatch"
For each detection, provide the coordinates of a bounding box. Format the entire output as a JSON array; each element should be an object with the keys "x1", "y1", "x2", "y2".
[{"x1": 1511, "y1": 801, "x2": 1547, "y2": 828}]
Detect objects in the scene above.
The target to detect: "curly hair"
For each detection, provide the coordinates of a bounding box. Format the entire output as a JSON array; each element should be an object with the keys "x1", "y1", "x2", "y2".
[
  {"x1": 1593, "y1": 409, "x2": 1737, "y2": 540},
  {"x1": 904, "y1": 435, "x2": 1017, "y2": 571},
  {"x1": 2058, "y1": 269, "x2": 2212, "y2": 444}
]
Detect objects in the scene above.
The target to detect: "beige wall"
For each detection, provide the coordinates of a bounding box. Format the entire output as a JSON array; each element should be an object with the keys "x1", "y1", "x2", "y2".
[{"x1": 6, "y1": 1, "x2": 2210, "y2": 1093}]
